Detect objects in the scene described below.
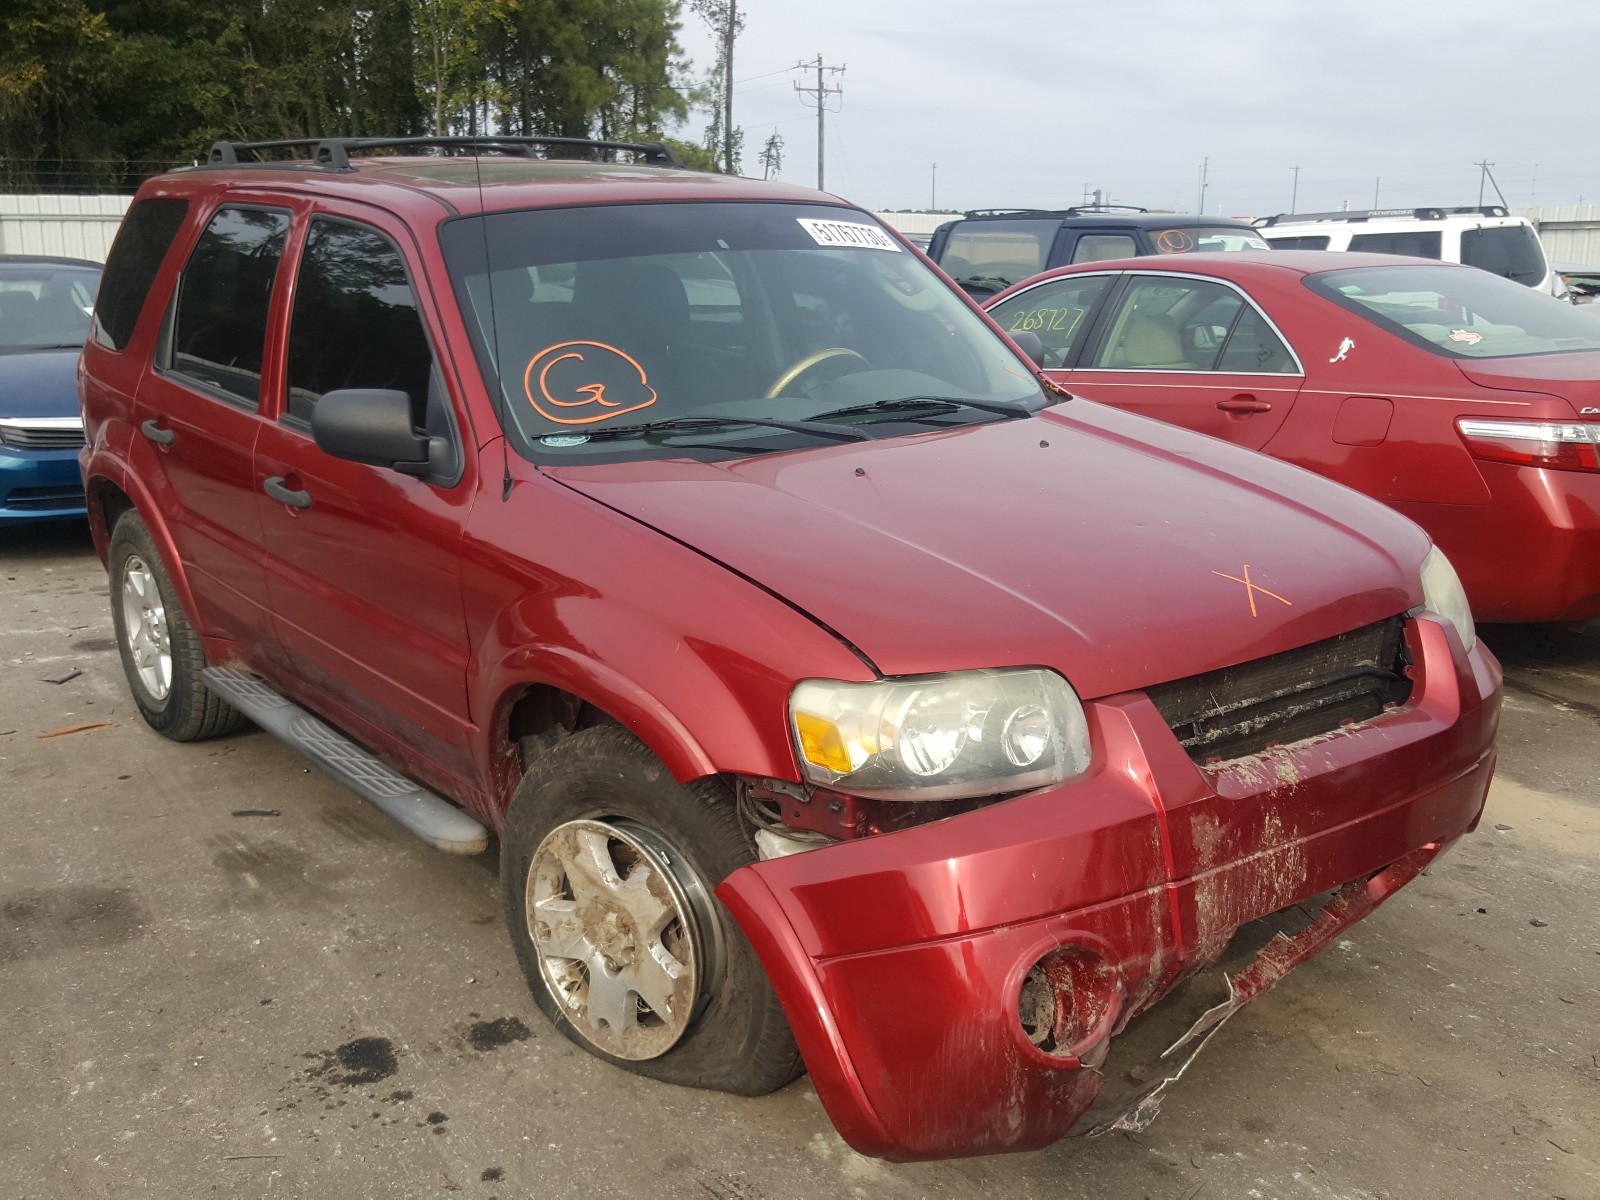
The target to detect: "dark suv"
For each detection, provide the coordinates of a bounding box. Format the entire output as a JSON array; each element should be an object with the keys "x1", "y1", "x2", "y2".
[
  {"x1": 927, "y1": 207, "x2": 1270, "y2": 298},
  {"x1": 79, "y1": 136, "x2": 1498, "y2": 1161}
]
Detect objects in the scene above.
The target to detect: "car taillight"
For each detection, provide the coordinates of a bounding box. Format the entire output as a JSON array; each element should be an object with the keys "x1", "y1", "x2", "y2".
[{"x1": 1455, "y1": 418, "x2": 1600, "y2": 472}]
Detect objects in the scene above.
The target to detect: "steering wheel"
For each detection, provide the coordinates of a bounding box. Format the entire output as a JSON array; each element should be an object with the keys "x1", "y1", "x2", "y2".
[{"x1": 765, "y1": 347, "x2": 867, "y2": 398}]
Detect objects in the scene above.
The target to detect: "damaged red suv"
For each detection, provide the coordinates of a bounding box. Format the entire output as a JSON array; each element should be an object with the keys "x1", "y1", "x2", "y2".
[{"x1": 79, "y1": 137, "x2": 1501, "y2": 1161}]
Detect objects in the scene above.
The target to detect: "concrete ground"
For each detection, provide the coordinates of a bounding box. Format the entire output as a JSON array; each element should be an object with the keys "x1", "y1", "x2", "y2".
[{"x1": 1, "y1": 521, "x2": 1595, "y2": 1200}]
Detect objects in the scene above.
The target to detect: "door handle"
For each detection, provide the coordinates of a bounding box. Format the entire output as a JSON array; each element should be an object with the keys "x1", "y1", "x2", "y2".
[
  {"x1": 1216, "y1": 396, "x2": 1273, "y2": 414},
  {"x1": 140, "y1": 418, "x2": 176, "y2": 445},
  {"x1": 263, "y1": 476, "x2": 312, "y2": 510}
]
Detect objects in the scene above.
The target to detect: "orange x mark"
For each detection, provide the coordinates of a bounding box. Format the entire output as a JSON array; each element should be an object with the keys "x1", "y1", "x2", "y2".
[{"x1": 1212, "y1": 564, "x2": 1293, "y2": 618}]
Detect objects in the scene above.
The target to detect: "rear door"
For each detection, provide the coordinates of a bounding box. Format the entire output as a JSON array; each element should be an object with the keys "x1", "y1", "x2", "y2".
[
  {"x1": 252, "y1": 204, "x2": 479, "y2": 784},
  {"x1": 132, "y1": 200, "x2": 292, "y2": 645},
  {"x1": 1053, "y1": 272, "x2": 1305, "y2": 450}
]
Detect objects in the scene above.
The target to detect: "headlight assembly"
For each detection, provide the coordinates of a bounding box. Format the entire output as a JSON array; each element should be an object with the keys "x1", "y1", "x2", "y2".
[
  {"x1": 789, "y1": 668, "x2": 1092, "y2": 801},
  {"x1": 1419, "y1": 545, "x2": 1476, "y2": 653}
]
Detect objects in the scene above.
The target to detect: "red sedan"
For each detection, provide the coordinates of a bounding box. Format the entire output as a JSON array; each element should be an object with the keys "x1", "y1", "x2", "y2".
[{"x1": 984, "y1": 251, "x2": 1600, "y2": 623}]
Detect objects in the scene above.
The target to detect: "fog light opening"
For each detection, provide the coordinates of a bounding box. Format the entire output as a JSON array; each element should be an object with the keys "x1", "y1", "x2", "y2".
[{"x1": 1017, "y1": 946, "x2": 1118, "y2": 1058}]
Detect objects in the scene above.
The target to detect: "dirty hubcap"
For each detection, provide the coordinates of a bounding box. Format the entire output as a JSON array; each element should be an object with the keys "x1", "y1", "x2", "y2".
[
  {"x1": 120, "y1": 555, "x2": 172, "y2": 701},
  {"x1": 527, "y1": 819, "x2": 701, "y2": 1060}
]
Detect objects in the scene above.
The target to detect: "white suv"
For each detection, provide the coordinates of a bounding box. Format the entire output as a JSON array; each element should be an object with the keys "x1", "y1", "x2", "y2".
[{"x1": 1254, "y1": 205, "x2": 1560, "y2": 294}]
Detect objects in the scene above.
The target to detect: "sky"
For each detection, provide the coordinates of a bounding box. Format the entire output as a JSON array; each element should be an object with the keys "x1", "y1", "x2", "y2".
[{"x1": 674, "y1": 0, "x2": 1599, "y2": 217}]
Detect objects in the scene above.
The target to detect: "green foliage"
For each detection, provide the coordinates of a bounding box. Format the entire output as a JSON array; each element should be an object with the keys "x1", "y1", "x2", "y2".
[{"x1": 1, "y1": 0, "x2": 700, "y2": 191}]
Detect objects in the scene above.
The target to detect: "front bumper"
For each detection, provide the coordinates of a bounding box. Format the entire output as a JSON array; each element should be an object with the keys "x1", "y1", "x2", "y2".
[
  {"x1": 0, "y1": 445, "x2": 86, "y2": 522},
  {"x1": 717, "y1": 616, "x2": 1501, "y2": 1160}
]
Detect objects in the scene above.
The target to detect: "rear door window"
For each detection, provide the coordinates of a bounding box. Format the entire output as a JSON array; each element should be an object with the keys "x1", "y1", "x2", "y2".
[
  {"x1": 1348, "y1": 230, "x2": 1442, "y2": 258},
  {"x1": 93, "y1": 197, "x2": 189, "y2": 351},
  {"x1": 168, "y1": 206, "x2": 290, "y2": 406},
  {"x1": 285, "y1": 218, "x2": 434, "y2": 424},
  {"x1": 1266, "y1": 235, "x2": 1331, "y2": 250},
  {"x1": 985, "y1": 274, "x2": 1113, "y2": 368}
]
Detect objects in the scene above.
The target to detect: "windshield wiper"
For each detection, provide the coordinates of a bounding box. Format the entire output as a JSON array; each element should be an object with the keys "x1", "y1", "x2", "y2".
[
  {"x1": 811, "y1": 395, "x2": 1036, "y2": 422},
  {"x1": 572, "y1": 414, "x2": 869, "y2": 444}
]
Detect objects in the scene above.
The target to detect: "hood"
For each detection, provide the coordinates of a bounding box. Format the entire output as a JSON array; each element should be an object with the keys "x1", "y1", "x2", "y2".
[
  {"x1": 547, "y1": 403, "x2": 1429, "y2": 699},
  {"x1": 1454, "y1": 351, "x2": 1600, "y2": 414},
  {"x1": 0, "y1": 348, "x2": 82, "y2": 419}
]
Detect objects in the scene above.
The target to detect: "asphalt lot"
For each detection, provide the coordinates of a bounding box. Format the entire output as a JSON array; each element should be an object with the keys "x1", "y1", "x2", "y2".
[{"x1": 1, "y1": 521, "x2": 1596, "y2": 1200}]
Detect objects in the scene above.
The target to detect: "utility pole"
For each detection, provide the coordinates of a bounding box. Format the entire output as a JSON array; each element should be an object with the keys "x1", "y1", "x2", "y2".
[
  {"x1": 1290, "y1": 164, "x2": 1301, "y2": 213},
  {"x1": 1197, "y1": 157, "x2": 1209, "y2": 215},
  {"x1": 721, "y1": 1, "x2": 737, "y2": 173},
  {"x1": 794, "y1": 54, "x2": 844, "y2": 191},
  {"x1": 930, "y1": 162, "x2": 936, "y2": 210},
  {"x1": 1476, "y1": 159, "x2": 1494, "y2": 207},
  {"x1": 1373, "y1": 176, "x2": 1380, "y2": 207},
  {"x1": 1480, "y1": 161, "x2": 1508, "y2": 209}
]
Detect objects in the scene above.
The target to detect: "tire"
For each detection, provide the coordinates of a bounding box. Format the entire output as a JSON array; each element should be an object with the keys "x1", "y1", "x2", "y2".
[
  {"x1": 501, "y1": 724, "x2": 803, "y2": 1095},
  {"x1": 108, "y1": 511, "x2": 246, "y2": 742}
]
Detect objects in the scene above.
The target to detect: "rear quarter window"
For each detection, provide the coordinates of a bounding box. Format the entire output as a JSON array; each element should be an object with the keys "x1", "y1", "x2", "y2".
[{"x1": 92, "y1": 197, "x2": 189, "y2": 352}]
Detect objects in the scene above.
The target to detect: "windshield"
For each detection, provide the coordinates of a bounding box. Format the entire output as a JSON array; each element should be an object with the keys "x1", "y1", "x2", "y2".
[
  {"x1": 1307, "y1": 263, "x2": 1600, "y2": 359},
  {"x1": 1460, "y1": 224, "x2": 1548, "y2": 288},
  {"x1": 0, "y1": 261, "x2": 99, "y2": 351},
  {"x1": 440, "y1": 203, "x2": 1045, "y2": 460},
  {"x1": 1153, "y1": 227, "x2": 1270, "y2": 253}
]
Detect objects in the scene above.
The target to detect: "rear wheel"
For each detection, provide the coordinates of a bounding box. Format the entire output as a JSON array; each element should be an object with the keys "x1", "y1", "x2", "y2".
[
  {"x1": 108, "y1": 512, "x2": 245, "y2": 741},
  {"x1": 501, "y1": 724, "x2": 802, "y2": 1094}
]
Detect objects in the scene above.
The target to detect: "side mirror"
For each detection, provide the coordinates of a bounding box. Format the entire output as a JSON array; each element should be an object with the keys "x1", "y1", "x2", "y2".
[
  {"x1": 1010, "y1": 329, "x2": 1047, "y2": 368},
  {"x1": 312, "y1": 389, "x2": 429, "y2": 471}
]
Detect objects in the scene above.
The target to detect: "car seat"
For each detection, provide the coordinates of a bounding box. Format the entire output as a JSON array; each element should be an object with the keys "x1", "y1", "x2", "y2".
[{"x1": 1115, "y1": 314, "x2": 1192, "y2": 368}]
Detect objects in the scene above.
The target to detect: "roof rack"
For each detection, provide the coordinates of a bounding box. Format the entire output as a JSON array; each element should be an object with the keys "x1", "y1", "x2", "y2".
[
  {"x1": 960, "y1": 204, "x2": 1151, "y2": 219},
  {"x1": 206, "y1": 135, "x2": 682, "y2": 171},
  {"x1": 1254, "y1": 205, "x2": 1509, "y2": 227}
]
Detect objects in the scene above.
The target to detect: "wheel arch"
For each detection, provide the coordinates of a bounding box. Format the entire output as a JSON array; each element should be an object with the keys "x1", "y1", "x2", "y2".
[
  {"x1": 87, "y1": 469, "x2": 201, "y2": 627},
  {"x1": 483, "y1": 647, "x2": 791, "y2": 822}
]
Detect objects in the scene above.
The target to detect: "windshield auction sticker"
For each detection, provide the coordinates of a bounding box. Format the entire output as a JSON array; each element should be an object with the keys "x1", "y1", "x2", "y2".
[{"x1": 797, "y1": 218, "x2": 902, "y2": 252}]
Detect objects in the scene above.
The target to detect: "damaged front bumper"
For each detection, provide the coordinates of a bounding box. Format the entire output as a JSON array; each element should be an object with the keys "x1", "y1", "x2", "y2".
[{"x1": 716, "y1": 617, "x2": 1501, "y2": 1160}]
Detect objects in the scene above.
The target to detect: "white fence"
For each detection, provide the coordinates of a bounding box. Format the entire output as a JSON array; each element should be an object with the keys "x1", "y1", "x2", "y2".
[
  {"x1": 0, "y1": 195, "x2": 131, "y2": 262},
  {"x1": 1516, "y1": 204, "x2": 1600, "y2": 269}
]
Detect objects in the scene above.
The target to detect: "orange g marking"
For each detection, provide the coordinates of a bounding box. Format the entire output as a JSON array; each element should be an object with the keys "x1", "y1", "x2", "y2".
[
  {"x1": 1155, "y1": 229, "x2": 1196, "y2": 254},
  {"x1": 523, "y1": 341, "x2": 658, "y2": 425},
  {"x1": 1211, "y1": 564, "x2": 1292, "y2": 618}
]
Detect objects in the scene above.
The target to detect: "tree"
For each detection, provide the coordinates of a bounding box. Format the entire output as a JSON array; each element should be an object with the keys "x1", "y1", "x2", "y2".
[{"x1": 688, "y1": 0, "x2": 742, "y2": 173}]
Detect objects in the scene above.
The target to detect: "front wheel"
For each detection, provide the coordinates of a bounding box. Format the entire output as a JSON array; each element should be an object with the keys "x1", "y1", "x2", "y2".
[{"x1": 501, "y1": 724, "x2": 802, "y2": 1095}]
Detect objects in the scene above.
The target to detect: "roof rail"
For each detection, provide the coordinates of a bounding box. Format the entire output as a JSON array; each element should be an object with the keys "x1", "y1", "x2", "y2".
[
  {"x1": 1254, "y1": 204, "x2": 1509, "y2": 227},
  {"x1": 206, "y1": 135, "x2": 683, "y2": 170},
  {"x1": 960, "y1": 204, "x2": 1151, "y2": 219}
]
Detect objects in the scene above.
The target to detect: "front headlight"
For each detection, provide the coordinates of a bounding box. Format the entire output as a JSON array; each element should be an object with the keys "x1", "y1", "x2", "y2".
[
  {"x1": 1419, "y1": 546, "x2": 1476, "y2": 652},
  {"x1": 789, "y1": 668, "x2": 1092, "y2": 800}
]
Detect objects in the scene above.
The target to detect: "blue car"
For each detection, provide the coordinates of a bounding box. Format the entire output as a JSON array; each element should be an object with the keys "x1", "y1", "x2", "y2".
[{"x1": 0, "y1": 255, "x2": 100, "y2": 523}]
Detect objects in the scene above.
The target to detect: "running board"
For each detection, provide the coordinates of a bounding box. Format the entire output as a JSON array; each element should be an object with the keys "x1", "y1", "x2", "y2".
[{"x1": 202, "y1": 666, "x2": 489, "y2": 855}]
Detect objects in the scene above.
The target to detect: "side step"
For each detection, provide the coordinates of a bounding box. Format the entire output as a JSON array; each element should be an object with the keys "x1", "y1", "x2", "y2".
[{"x1": 203, "y1": 666, "x2": 489, "y2": 855}]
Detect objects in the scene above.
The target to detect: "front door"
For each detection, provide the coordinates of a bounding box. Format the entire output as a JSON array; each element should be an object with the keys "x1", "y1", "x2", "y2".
[
  {"x1": 252, "y1": 209, "x2": 479, "y2": 785},
  {"x1": 1061, "y1": 273, "x2": 1305, "y2": 451}
]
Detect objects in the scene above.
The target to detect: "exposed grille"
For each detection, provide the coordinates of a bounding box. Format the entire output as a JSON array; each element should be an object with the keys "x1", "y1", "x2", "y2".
[
  {"x1": 5, "y1": 484, "x2": 85, "y2": 511},
  {"x1": 1146, "y1": 616, "x2": 1412, "y2": 765},
  {"x1": 0, "y1": 420, "x2": 85, "y2": 450}
]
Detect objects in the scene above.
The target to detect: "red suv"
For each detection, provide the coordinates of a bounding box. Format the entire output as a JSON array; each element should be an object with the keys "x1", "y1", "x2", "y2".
[{"x1": 80, "y1": 137, "x2": 1500, "y2": 1161}]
